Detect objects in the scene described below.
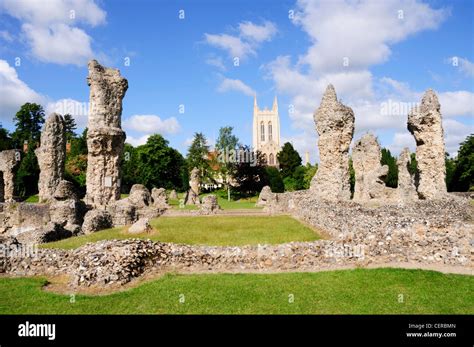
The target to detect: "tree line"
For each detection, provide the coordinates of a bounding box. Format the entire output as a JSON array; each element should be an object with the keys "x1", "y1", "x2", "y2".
[{"x1": 0, "y1": 102, "x2": 472, "y2": 201}]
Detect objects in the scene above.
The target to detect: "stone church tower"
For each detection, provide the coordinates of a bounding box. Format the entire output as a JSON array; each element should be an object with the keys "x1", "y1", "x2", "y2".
[{"x1": 252, "y1": 95, "x2": 281, "y2": 166}]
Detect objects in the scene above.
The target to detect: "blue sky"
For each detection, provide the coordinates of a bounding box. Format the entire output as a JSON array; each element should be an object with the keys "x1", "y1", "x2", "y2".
[{"x1": 0, "y1": 0, "x2": 473, "y2": 162}]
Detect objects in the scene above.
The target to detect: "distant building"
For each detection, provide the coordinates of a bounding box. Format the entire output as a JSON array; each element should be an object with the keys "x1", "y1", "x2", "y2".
[{"x1": 252, "y1": 95, "x2": 281, "y2": 166}]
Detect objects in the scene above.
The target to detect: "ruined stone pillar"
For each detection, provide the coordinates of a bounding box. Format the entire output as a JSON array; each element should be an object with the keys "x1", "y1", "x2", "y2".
[
  {"x1": 397, "y1": 147, "x2": 418, "y2": 202},
  {"x1": 407, "y1": 89, "x2": 447, "y2": 199},
  {"x1": 0, "y1": 150, "x2": 19, "y2": 202},
  {"x1": 85, "y1": 60, "x2": 128, "y2": 208},
  {"x1": 35, "y1": 113, "x2": 66, "y2": 203},
  {"x1": 352, "y1": 134, "x2": 395, "y2": 202},
  {"x1": 185, "y1": 167, "x2": 200, "y2": 205},
  {"x1": 310, "y1": 84, "x2": 354, "y2": 200}
]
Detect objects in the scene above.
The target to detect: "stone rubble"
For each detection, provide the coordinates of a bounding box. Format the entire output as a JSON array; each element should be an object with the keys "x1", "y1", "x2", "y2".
[
  {"x1": 352, "y1": 134, "x2": 395, "y2": 202},
  {"x1": 199, "y1": 194, "x2": 221, "y2": 215},
  {"x1": 127, "y1": 218, "x2": 153, "y2": 234},
  {"x1": 151, "y1": 188, "x2": 169, "y2": 208}
]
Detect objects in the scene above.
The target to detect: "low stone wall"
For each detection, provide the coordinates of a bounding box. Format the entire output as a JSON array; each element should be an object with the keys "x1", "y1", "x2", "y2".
[{"x1": 1, "y1": 191, "x2": 472, "y2": 289}]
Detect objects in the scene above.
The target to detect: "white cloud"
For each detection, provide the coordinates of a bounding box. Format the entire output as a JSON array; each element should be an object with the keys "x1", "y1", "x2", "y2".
[
  {"x1": 204, "y1": 20, "x2": 277, "y2": 60},
  {"x1": 0, "y1": 0, "x2": 106, "y2": 66},
  {"x1": 238, "y1": 20, "x2": 277, "y2": 42},
  {"x1": 293, "y1": 0, "x2": 448, "y2": 72},
  {"x1": 264, "y1": 0, "x2": 450, "y2": 162},
  {"x1": 45, "y1": 98, "x2": 89, "y2": 129},
  {"x1": 438, "y1": 91, "x2": 474, "y2": 117},
  {"x1": 125, "y1": 134, "x2": 151, "y2": 147},
  {"x1": 443, "y1": 118, "x2": 474, "y2": 156},
  {"x1": 458, "y1": 58, "x2": 474, "y2": 78},
  {"x1": 448, "y1": 57, "x2": 474, "y2": 78},
  {"x1": 123, "y1": 115, "x2": 181, "y2": 135},
  {"x1": 0, "y1": 59, "x2": 44, "y2": 122},
  {"x1": 204, "y1": 33, "x2": 255, "y2": 60},
  {"x1": 0, "y1": 30, "x2": 14, "y2": 42},
  {"x1": 205, "y1": 56, "x2": 226, "y2": 71},
  {"x1": 390, "y1": 132, "x2": 416, "y2": 155},
  {"x1": 22, "y1": 23, "x2": 94, "y2": 66},
  {"x1": 217, "y1": 77, "x2": 255, "y2": 96}
]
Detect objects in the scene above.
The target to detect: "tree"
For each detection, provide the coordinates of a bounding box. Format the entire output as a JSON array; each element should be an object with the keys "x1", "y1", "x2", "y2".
[
  {"x1": 64, "y1": 128, "x2": 88, "y2": 196},
  {"x1": 232, "y1": 147, "x2": 268, "y2": 197},
  {"x1": 135, "y1": 134, "x2": 189, "y2": 191},
  {"x1": 63, "y1": 114, "x2": 77, "y2": 141},
  {"x1": 445, "y1": 152, "x2": 456, "y2": 191},
  {"x1": 349, "y1": 157, "x2": 355, "y2": 196},
  {"x1": 303, "y1": 163, "x2": 317, "y2": 189},
  {"x1": 14, "y1": 150, "x2": 40, "y2": 200},
  {"x1": 381, "y1": 148, "x2": 398, "y2": 188},
  {"x1": 265, "y1": 166, "x2": 284, "y2": 193},
  {"x1": 215, "y1": 126, "x2": 239, "y2": 201},
  {"x1": 11, "y1": 103, "x2": 45, "y2": 148},
  {"x1": 68, "y1": 128, "x2": 88, "y2": 157},
  {"x1": 450, "y1": 134, "x2": 474, "y2": 191},
  {"x1": 0, "y1": 124, "x2": 12, "y2": 151},
  {"x1": 277, "y1": 142, "x2": 302, "y2": 178},
  {"x1": 187, "y1": 132, "x2": 210, "y2": 179}
]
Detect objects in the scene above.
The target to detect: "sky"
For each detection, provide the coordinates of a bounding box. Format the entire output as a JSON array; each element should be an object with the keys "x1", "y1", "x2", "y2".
[{"x1": 0, "y1": 0, "x2": 473, "y2": 162}]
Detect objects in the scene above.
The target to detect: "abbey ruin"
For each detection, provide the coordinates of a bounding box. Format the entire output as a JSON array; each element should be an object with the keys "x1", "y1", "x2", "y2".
[{"x1": 0, "y1": 60, "x2": 471, "y2": 290}]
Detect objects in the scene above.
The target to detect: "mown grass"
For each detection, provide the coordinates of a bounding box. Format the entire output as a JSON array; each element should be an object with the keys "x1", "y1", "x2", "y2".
[
  {"x1": 169, "y1": 192, "x2": 261, "y2": 210},
  {"x1": 42, "y1": 215, "x2": 320, "y2": 249},
  {"x1": 1, "y1": 269, "x2": 472, "y2": 314}
]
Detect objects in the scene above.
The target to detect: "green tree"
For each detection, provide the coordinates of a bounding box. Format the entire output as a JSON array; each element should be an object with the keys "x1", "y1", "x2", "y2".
[
  {"x1": 303, "y1": 163, "x2": 317, "y2": 189},
  {"x1": 445, "y1": 152, "x2": 456, "y2": 191},
  {"x1": 277, "y1": 142, "x2": 302, "y2": 178},
  {"x1": 68, "y1": 128, "x2": 88, "y2": 157},
  {"x1": 64, "y1": 128, "x2": 88, "y2": 196},
  {"x1": 121, "y1": 143, "x2": 138, "y2": 193},
  {"x1": 215, "y1": 126, "x2": 239, "y2": 201},
  {"x1": 64, "y1": 154, "x2": 87, "y2": 196},
  {"x1": 381, "y1": 148, "x2": 398, "y2": 188},
  {"x1": 11, "y1": 103, "x2": 45, "y2": 148},
  {"x1": 349, "y1": 157, "x2": 355, "y2": 196},
  {"x1": 450, "y1": 134, "x2": 474, "y2": 191},
  {"x1": 63, "y1": 114, "x2": 77, "y2": 141},
  {"x1": 265, "y1": 166, "x2": 284, "y2": 193},
  {"x1": 135, "y1": 134, "x2": 189, "y2": 191},
  {"x1": 408, "y1": 152, "x2": 419, "y2": 186},
  {"x1": 232, "y1": 147, "x2": 268, "y2": 197},
  {"x1": 187, "y1": 132, "x2": 210, "y2": 179},
  {"x1": 14, "y1": 150, "x2": 40, "y2": 200},
  {"x1": 0, "y1": 124, "x2": 12, "y2": 151}
]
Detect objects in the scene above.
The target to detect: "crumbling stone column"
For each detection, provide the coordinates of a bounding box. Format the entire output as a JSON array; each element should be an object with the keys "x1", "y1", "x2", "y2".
[
  {"x1": 35, "y1": 113, "x2": 66, "y2": 203},
  {"x1": 0, "y1": 150, "x2": 19, "y2": 202},
  {"x1": 352, "y1": 134, "x2": 395, "y2": 202},
  {"x1": 185, "y1": 167, "x2": 200, "y2": 205},
  {"x1": 85, "y1": 59, "x2": 128, "y2": 208},
  {"x1": 310, "y1": 84, "x2": 354, "y2": 200},
  {"x1": 407, "y1": 89, "x2": 447, "y2": 199},
  {"x1": 397, "y1": 148, "x2": 418, "y2": 202}
]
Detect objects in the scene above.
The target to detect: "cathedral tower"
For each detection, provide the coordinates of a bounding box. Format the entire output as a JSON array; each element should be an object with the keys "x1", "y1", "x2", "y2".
[{"x1": 252, "y1": 95, "x2": 281, "y2": 166}]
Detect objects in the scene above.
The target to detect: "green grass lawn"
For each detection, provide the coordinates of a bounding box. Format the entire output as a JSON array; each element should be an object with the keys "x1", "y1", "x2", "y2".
[
  {"x1": 24, "y1": 195, "x2": 39, "y2": 203},
  {"x1": 1, "y1": 269, "x2": 472, "y2": 314},
  {"x1": 42, "y1": 215, "x2": 320, "y2": 249},
  {"x1": 169, "y1": 192, "x2": 260, "y2": 210}
]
